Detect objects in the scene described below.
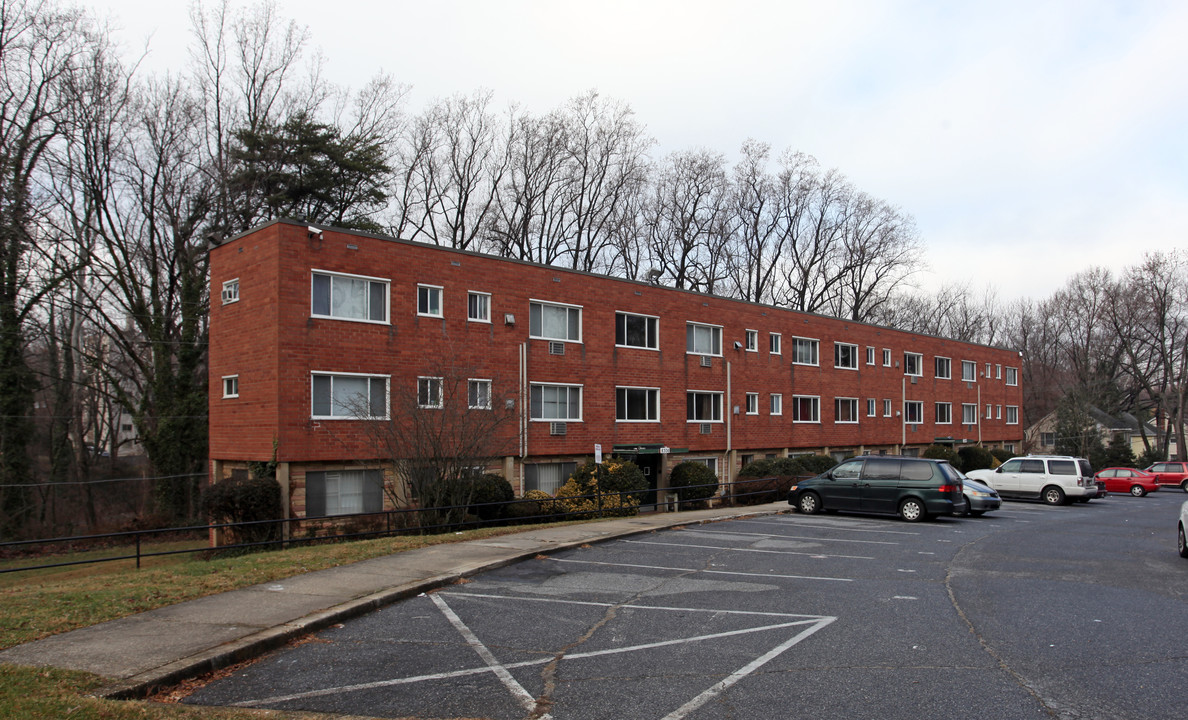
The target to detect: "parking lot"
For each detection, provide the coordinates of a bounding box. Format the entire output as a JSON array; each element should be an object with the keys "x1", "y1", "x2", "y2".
[{"x1": 186, "y1": 493, "x2": 1188, "y2": 720}]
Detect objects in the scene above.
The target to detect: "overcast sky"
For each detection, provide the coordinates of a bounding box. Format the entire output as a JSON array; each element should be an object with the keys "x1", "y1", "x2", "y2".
[{"x1": 87, "y1": 0, "x2": 1188, "y2": 301}]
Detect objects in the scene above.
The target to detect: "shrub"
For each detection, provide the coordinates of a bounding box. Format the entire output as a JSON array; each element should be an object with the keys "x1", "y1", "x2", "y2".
[
  {"x1": 469, "y1": 473, "x2": 514, "y2": 520},
  {"x1": 1137, "y1": 447, "x2": 1164, "y2": 469},
  {"x1": 795, "y1": 454, "x2": 838, "y2": 475},
  {"x1": 957, "y1": 446, "x2": 995, "y2": 472},
  {"x1": 922, "y1": 444, "x2": 959, "y2": 466},
  {"x1": 730, "y1": 475, "x2": 796, "y2": 505},
  {"x1": 201, "y1": 475, "x2": 283, "y2": 546},
  {"x1": 989, "y1": 448, "x2": 1014, "y2": 464},
  {"x1": 553, "y1": 460, "x2": 645, "y2": 518},
  {"x1": 668, "y1": 461, "x2": 719, "y2": 507},
  {"x1": 502, "y1": 489, "x2": 556, "y2": 523}
]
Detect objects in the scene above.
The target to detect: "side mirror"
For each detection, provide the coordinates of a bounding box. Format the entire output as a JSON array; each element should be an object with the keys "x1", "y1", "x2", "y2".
[{"x1": 995, "y1": 467, "x2": 1003, "y2": 473}]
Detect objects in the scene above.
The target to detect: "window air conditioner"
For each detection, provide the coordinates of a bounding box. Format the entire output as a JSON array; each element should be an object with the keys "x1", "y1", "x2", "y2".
[
  {"x1": 549, "y1": 422, "x2": 567, "y2": 435},
  {"x1": 700, "y1": 355, "x2": 712, "y2": 367},
  {"x1": 549, "y1": 341, "x2": 565, "y2": 355},
  {"x1": 700, "y1": 423, "x2": 712, "y2": 434}
]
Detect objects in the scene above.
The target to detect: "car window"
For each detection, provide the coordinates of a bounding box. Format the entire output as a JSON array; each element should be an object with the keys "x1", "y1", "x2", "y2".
[
  {"x1": 1076, "y1": 460, "x2": 1092, "y2": 476},
  {"x1": 831, "y1": 460, "x2": 864, "y2": 480},
  {"x1": 1100, "y1": 469, "x2": 1116, "y2": 477},
  {"x1": 1020, "y1": 459, "x2": 1045, "y2": 473},
  {"x1": 1000, "y1": 459, "x2": 1022, "y2": 472},
  {"x1": 1049, "y1": 460, "x2": 1076, "y2": 475},
  {"x1": 900, "y1": 461, "x2": 935, "y2": 482},
  {"x1": 939, "y1": 463, "x2": 962, "y2": 481},
  {"x1": 864, "y1": 458, "x2": 901, "y2": 480},
  {"x1": 1153, "y1": 463, "x2": 1172, "y2": 472}
]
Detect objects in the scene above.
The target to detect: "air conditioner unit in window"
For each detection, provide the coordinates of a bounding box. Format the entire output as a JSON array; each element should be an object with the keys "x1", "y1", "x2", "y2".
[
  {"x1": 700, "y1": 423, "x2": 712, "y2": 434},
  {"x1": 549, "y1": 422, "x2": 567, "y2": 435},
  {"x1": 700, "y1": 355, "x2": 712, "y2": 367},
  {"x1": 910, "y1": 376, "x2": 918, "y2": 384},
  {"x1": 549, "y1": 341, "x2": 565, "y2": 355}
]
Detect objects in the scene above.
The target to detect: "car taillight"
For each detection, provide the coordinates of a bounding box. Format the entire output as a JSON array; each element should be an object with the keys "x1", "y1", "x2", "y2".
[{"x1": 938, "y1": 484, "x2": 957, "y2": 493}]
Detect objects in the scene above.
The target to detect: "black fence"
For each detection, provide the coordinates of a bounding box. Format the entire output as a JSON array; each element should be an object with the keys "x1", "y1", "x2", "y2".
[{"x1": 0, "y1": 475, "x2": 801, "y2": 576}]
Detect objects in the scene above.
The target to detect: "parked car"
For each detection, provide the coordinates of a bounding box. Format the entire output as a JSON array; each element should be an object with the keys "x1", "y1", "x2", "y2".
[
  {"x1": 966, "y1": 455, "x2": 1096, "y2": 505},
  {"x1": 1179, "y1": 500, "x2": 1188, "y2": 558},
  {"x1": 787, "y1": 456, "x2": 966, "y2": 522},
  {"x1": 959, "y1": 475, "x2": 1001, "y2": 516},
  {"x1": 1095, "y1": 467, "x2": 1161, "y2": 496},
  {"x1": 1144, "y1": 461, "x2": 1188, "y2": 491}
]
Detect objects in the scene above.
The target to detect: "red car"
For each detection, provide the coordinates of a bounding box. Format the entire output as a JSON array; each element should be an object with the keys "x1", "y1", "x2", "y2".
[
  {"x1": 1144, "y1": 461, "x2": 1188, "y2": 491},
  {"x1": 1094, "y1": 468, "x2": 1161, "y2": 496}
]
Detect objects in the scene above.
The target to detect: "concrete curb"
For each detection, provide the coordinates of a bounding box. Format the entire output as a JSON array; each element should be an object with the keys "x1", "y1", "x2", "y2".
[{"x1": 94, "y1": 505, "x2": 790, "y2": 699}]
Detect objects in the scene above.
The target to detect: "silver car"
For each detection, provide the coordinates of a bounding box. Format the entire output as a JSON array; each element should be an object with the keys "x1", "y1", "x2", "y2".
[
  {"x1": 1179, "y1": 501, "x2": 1188, "y2": 559},
  {"x1": 960, "y1": 475, "x2": 1001, "y2": 516}
]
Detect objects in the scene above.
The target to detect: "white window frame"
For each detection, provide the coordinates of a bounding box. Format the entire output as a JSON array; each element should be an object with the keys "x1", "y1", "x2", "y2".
[
  {"x1": 467, "y1": 291, "x2": 491, "y2": 323},
  {"x1": 311, "y1": 371, "x2": 390, "y2": 420},
  {"x1": 996, "y1": 364, "x2": 1002, "y2": 379},
  {"x1": 904, "y1": 400, "x2": 924, "y2": 424},
  {"x1": 792, "y1": 395, "x2": 820, "y2": 423},
  {"x1": 996, "y1": 404, "x2": 1003, "y2": 420},
  {"x1": 530, "y1": 382, "x2": 583, "y2": 421},
  {"x1": 866, "y1": 346, "x2": 875, "y2": 366},
  {"x1": 222, "y1": 375, "x2": 239, "y2": 399},
  {"x1": 903, "y1": 352, "x2": 923, "y2": 377},
  {"x1": 792, "y1": 337, "x2": 820, "y2": 366},
  {"x1": 834, "y1": 397, "x2": 859, "y2": 424},
  {"x1": 686, "y1": 390, "x2": 724, "y2": 423},
  {"x1": 883, "y1": 399, "x2": 892, "y2": 417},
  {"x1": 530, "y1": 300, "x2": 583, "y2": 343},
  {"x1": 986, "y1": 362, "x2": 992, "y2": 378},
  {"x1": 311, "y1": 269, "x2": 389, "y2": 324},
  {"x1": 418, "y1": 376, "x2": 444, "y2": 409},
  {"x1": 615, "y1": 311, "x2": 659, "y2": 350},
  {"x1": 770, "y1": 393, "x2": 783, "y2": 415},
  {"x1": 962, "y1": 403, "x2": 979, "y2": 425},
  {"x1": 935, "y1": 357, "x2": 951, "y2": 380},
  {"x1": 417, "y1": 284, "x2": 443, "y2": 318},
  {"x1": 468, "y1": 378, "x2": 492, "y2": 409},
  {"x1": 1006, "y1": 367, "x2": 1018, "y2": 386},
  {"x1": 616, "y1": 386, "x2": 660, "y2": 422},
  {"x1": 1006, "y1": 406, "x2": 1019, "y2": 425},
  {"x1": 962, "y1": 360, "x2": 977, "y2": 382},
  {"x1": 745, "y1": 392, "x2": 759, "y2": 415},
  {"x1": 935, "y1": 402, "x2": 952, "y2": 424},
  {"x1": 769, "y1": 333, "x2": 782, "y2": 355},
  {"x1": 745, "y1": 329, "x2": 758, "y2": 352},
  {"x1": 867, "y1": 398, "x2": 876, "y2": 417},
  {"x1": 882, "y1": 348, "x2": 891, "y2": 367},
  {"x1": 835, "y1": 342, "x2": 859, "y2": 370},
  {"x1": 686, "y1": 322, "x2": 723, "y2": 356},
  {"x1": 221, "y1": 278, "x2": 240, "y2": 305}
]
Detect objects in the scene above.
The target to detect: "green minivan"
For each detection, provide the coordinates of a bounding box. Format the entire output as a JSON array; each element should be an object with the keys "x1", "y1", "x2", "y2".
[{"x1": 787, "y1": 456, "x2": 967, "y2": 522}]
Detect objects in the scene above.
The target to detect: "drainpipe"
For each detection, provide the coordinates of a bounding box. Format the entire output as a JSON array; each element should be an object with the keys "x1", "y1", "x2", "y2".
[
  {"x1": 520, "y1": 342, "x2": 527, "y2": 460},
  {"x1": 901, "y1": 376, "x2": 907, "y2": 448},
  {"x1": 977, "y1": 383, "x2": 983, "y2": 446},
  {"x1": 726, "y1": 360, "x2": 733, "y2": 486}
]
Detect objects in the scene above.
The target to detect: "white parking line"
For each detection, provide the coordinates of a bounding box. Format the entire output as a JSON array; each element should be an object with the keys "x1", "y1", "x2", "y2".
[
  {"x1": 689, "y1": 528, "x2": 899, "y2": 545},
  {"x1": 547, "y1": 557, "x2": 854, "y2": 582},
  {"x1": 624, "y1": 539, "x2": 874, "y2": 559},
  {"x1": 737, "y1": 518, "x2": 921, "y2": 535}
]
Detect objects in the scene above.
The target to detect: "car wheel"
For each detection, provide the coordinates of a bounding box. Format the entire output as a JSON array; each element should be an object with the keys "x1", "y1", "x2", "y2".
[
  {"x1": 1042, "y1": 486, "x2": 1066, "y2": 506},
  {"x1": 1180, "y1": 524, "x2": 1188, "y2": 559},
  {"x1": 899, "y1": 497, "x2": 927, "y2": 522},
  {"x1": 1131, "y1": 485, "x2": 1146, "y2": 497},
  {"x1": 798, "y1": 492, "x2": 822, "y2": 515},
  {"x1": 1181, "y1": 480, "x2": 1188, "y2": 493},
  {"x1": 962, "y1": 496, "x2": 972, "y2": 516}
]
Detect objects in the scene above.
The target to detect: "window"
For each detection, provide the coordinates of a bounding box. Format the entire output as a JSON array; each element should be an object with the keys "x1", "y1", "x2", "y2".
[
  {"x1": 746, "y1": 392, "x2": 759, "y2": 415},
  {"x1": 961, "y1": 360, "x2": 977, "y2": 382},
  {"x1": 222, "y1": 375, "x2": 239, "y2": 399},
  {"x1": 996, "y1": 405, "x2": 1002, "y2": 420},
  {"x1": 792, "y1": 337, "x2": 819, "y2": 365},
  {"x1": 687, "y1": 391, "x2": 723, "y2": 422},
  {"x1": 689, "y1": 457, "x2": 719, "y2": 474},
  {"x1": 835, "y1": 343, "x2": 858, "y2": 370},
  {"x1": 745, "y1": 329, "x2": 758, "y2": 352},
  {"x1": 986, "y1": 403, "x2": 992, "y2": 419},
  {"x1": 935, "y1": 357, "x2": 951, "y2": 379},
  {"x1": 311, "y1": 270, "x2": 388, "y2": 323},
  {"x1": 792, "y1": 395, "x2": 820, "y2": 423},
  {"x1": 866, "y1": 346, "x2": 875, "y2": 365},
  {"x1": 1041, "y1": 431, "x2": 1056, "y2": 446},
  {"x1": 616, "y1": 387, "x2": 659, "y2": 422},
  {"x1": 467, "y1": 291, "x2": 491, "y2": 322},
  {"x1": 1004, "y1": 443, "x2": 1016, "y2": 453},
  {"x1": 835, "y1": 397, "x2": 858, "y2": 423},
  {"x1": 530, "y1": 383, "x2": 582, "y2": 420},
  {"x1": 985, "y1": 362, "x2": 992, "y2": 378},
  {"x1": 221, "y1": 278, "x2": 239, "y2": 305},
  {"x1": 996, "y1": 364, "x2": 1002, "y2": 379},
  {"x1": 1006, "y1": 406, "x2": 1019, "y2": 425},
  {"x1": 311, "y1": 373, "x2": 388, "y2": 419},
  {"x1": 418, "y1": 377, "x2": 443, "y2": 408},
  {"x1": 616, "y1": 312, "x2": 658, "y2": 349},
  {"x1": 882, "y1": 348, "x2": 891, "y2": 367},
  {"x1": 770, "y1": 393, "x2": 783, "y2": 415},
  {"x1": 904, "y1": 401, "x2": 923, "y2": 424},
  {"x1": 1006, "y1": 367, "x2": 1018, "y2": 386},
  {"x1": 417, "y1": 284, "x2": 443, "y2": 317},
  {"x1": 525, "y1": 462, "x2": 576, "y2": 495},
  {"x1": 867, "y1": 399, "x2": 876, "y2": 417},
  {"x1": 530, "y1": 301, "x2": 581, "y2": 342},
  {"x1": 883, "y1": 399, "x2": 892, "y2": 417},
  {"x1": 936, "y1": 402, "x2": 952, "y2": 424},
  {"x1": 903, "y1": 352, "x2": 922, "y2": 376},
  {"x1": 769, "y1": 333, "x2": 782, "y2": 355},
  {"x1": 468, "y1": 379, "x2": 491, "y2": 409},
  {"x1": 962, "y1": 403, "x2": 978, "y2": 424},
  {"x1": 305, "y1": 469, "x2": 383, "y2": 516},
  {"x1": 686, "y1": 322, "x2": 722, "y2": 355}
]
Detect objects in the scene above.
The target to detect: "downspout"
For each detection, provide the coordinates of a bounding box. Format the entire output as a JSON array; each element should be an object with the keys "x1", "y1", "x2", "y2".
[
  {"x1": 520, "y1": 342, "x2": 527, "y2": 488},
  {"x1": 977, "y1": 383, "x2": 983, "y2": 446},
  {"x1": 726, "y1": 360, "x2": 733, "y2": 486},
  {"x1": 901, "y1": 376, "x2": 907, "y2": 448}
]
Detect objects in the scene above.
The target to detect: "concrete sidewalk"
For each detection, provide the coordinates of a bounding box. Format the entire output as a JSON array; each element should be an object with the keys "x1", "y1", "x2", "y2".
[{"x1": 0, "y1": 502, "x2": 789, "y2": 699}]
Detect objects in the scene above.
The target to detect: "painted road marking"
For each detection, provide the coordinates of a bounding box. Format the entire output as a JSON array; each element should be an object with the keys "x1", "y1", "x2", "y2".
[
  {"x1": 690, "y1": 528, "x2": 899, "y2": 545},
  {"x1": 624, "y1": 540, "x2": 875, "y2": 560},
  {"x1": 547, "y1": 557, "x2": 854, "y2": 582}
]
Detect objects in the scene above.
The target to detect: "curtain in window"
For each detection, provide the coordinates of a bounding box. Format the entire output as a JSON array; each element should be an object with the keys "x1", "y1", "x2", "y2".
[
  {"x1": 332, "y1": 376, "x2": 370, "y2": 416},
  {"x1": 332, "y1": 276, "x2": 369, "y2": 319},
  {"x1": 526, "y1": 463, "x2": 576, "y2": 494}
]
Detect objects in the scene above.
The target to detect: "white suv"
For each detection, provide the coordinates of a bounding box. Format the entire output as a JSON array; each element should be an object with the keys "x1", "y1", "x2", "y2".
[{"x1": 966, "y1": 455, "x2": 1096, "y2": 505}]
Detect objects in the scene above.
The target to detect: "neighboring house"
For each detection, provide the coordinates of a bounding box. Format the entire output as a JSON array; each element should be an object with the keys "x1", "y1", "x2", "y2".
[
  {"x1": 1025, "y1": 406, "x2": 1168, "y2": 459},
  {"x1": 208, "y1": 220, "x2": 1025, "y2": 521}
]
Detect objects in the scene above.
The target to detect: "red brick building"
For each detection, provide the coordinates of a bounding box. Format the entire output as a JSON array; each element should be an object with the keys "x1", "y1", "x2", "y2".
[{"x1": 209, "y1": 220, "x2": 1024, "y2": 518}]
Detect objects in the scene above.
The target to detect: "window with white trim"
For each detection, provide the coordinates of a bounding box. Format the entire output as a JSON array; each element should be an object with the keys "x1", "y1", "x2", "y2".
[
  {"x1": 792, "y1": 337, "x2": 819, "y2": 366},
  {"x1": 985, "y1": 403, "x2": 992, "y2": 419},
  {"x1": 305, "y1": 469, "x2": 383, "y2": 516},
  {"x1": 882, "y1": 348, "x2": 891, "y2": 367},
  {"x1": 935, "y1": 357, "x2": 951, "y2": 379},
  {"x1": 867, "y1": 398, "x2": 876, "y2": 417},
  {"x1": 530, "y1": 383, "x2": 582, "y2": 420},
  {"x1": 996, "y1": 364, "x2": 1002, "y2": 379},
  {"x1": 616, "y1": 312, "x2": 658, "y2": 349},
  {"x1": 1006, "y1": 367, "x2": 1018, "y2": 386},
  {"x1": 311, "y1": 270, "x2": 388, "y2": 323},
  {"x1": 221, "y1": 279, "x2": 240, "y2": 305},
  {"x1": 985, "y1": 362, "x2": 992, "y2": 378},
  {"x1": 530, "y1": 301, "x2": 581, "y2": 342},
  {"x1": 866, "y1": 346, "x2": 875, "y2": 365},
  {"x1": 936, "y1": 402, "x2": 952, "y2": 424},
  {"x1": 793, "y1": 395, "x2": 820, "y2": 423},
  {"x1": 835, "y1": 343, "x2": 859, "y2": 370},
  {"x1": 883, "y1": 399, "x2": 892, "y2": 417},
  {"x1": 904, "y1": 401, "x2": 923, "y2": 424},
  {"x1": 770, "y1": 393, "x2": 783, "y2": 415},
  {"x1": 996, "y1": 405, "x2": 1002, "y2": 420},
  {"x1": 687, "y1": 391, "x2": 723, "y2": 422},
  {"x1": 222, "y1": 375, "x2": 239, "y2": 399},
  {"x1": 962, "y1": 403, "x2": 978, "y2": 424},
  {"x1": 835, "y1": 397, "x2": 859, "y2": 423},
  {"x1": 769, "y1": 333, "x2": 782, "y2": 355},
  {"x1": 525, "y1": 462, "x2": 577, "y2": 495},
  {"x1": 417, "y1": 285, "x2": 443, "y2": 317},
  {"x1": 686, "y1": 322, "x2": 722, "y2": 356},
  {"x1": 467, "y1": 291, "x2": 490, "y2": 322},
  {"x1": 312, "y1": 372, "x2": 388, "y2": 419},
  {"x1": 745, "y1": 329, "x2": 758, "y2": 352},
  {"x1": 961, "y1": 360, "x2": 977, "y2": 382},
  {"x1": 418, "y1": 377, "x2": 443, "y2": 408},
  {"x1": 903, "y1": 352, "x2": 922, "y2": 376},
  {"x1": 746, "y1": 392, "x2": 759, "y2": 415},
  {"x1": 616, "y1": 387, "x2": 659, "y2": 422},
  {"x1": 1006, "y1": 406, "x2": 1019, "y2": 424},
  {"x1": 468, "y1": 379, "x2": 491, "y2": 409}
]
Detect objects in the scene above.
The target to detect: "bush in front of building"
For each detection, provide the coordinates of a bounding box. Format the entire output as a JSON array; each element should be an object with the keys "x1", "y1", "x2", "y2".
[
  {"x1": 989, "y1": 448, "x2": 1014, "y2": 464},
  {"x1": 738, "y1": 457, "x2": 802, "y2": 479},
  {"x1": 201, "y1": 474, "x2": 283, "y2": 547},
  {"x1": 957, "y1": 446, "x2": 995, "y2": 472},
  {"x1": 922, "y1": 444, "x2": 960, "y2": 466},
  {"x1": 553, "y1": 459, "x2": 645, "y2": 518},
  {"x1": 502, "y1": 489, "x2": 556, "y2": 523},
  {"x1": 668, "y1": 461, "x2": 719, "y2": 508},
  {"x1": 469, "y1": 473, "x2": 514, "y2": 520},
  {"x1": 794, "y1": 454, "x2": 838, "y2": 475}
]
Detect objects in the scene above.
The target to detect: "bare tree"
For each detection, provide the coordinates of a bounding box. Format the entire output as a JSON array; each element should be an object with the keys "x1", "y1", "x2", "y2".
[
  {"x1": 725, "y1": 140, "x2": 793, "y2": 304},
  {"x1": 643, "y1": 148, "x2": 732, "y2": 293},
  {"x1": 831, "y1": 192, "x2": 923, "y2": 322}
]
